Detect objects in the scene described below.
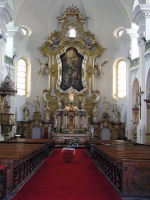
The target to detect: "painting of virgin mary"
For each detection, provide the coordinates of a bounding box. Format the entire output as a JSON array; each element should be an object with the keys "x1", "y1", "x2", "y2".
[{"x1": 60, "y1": 47, "x2": 83, "y2": 92}]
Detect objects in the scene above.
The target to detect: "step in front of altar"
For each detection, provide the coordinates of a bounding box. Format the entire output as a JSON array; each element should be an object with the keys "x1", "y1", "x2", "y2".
[{"x1": 52, "y1": 132, "x2": 91, "y2": 143}]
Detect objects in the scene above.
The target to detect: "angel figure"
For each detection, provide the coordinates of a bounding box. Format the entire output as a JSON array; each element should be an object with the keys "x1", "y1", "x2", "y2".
[
  {"x1": 95, "y1": 61, "x2": 108, "y2": 78},
  {"x1": 36, "y1": 57, "x2": 49, "y2": 77}
]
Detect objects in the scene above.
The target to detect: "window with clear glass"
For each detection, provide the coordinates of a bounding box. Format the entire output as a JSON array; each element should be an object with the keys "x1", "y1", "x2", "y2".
[
  {"x1": 17, "y1": 59, "x2": 27, "y2": 96},
  {"x1": 68, "y1": 27, "x2": 77, "y2": 38},
  {"x1": 117, "y1": 61, "x2": 126, "y2": 98}
]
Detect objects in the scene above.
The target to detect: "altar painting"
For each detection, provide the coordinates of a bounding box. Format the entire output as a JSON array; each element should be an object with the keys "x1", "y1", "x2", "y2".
[{"x1": 60, "y1": 47, "x2": 84, "y2": 92}]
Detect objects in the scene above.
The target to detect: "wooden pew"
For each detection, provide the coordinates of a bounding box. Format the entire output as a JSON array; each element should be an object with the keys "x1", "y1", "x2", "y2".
[
  {"x1": 0, "y1": 164, "x2": 7, "y2": 199},
  {"x1": 85, "y1": 140, "x2": 134, "y2": 157},
  {"x1": 93, "y1": 145, "x2": 150, "y2": 198},
  {"x1": 1, "y1": 138, "x2": 55, "y2": 156},
  {"x1": 0, "y1": 143, "x2": 45, "y2": 197}
]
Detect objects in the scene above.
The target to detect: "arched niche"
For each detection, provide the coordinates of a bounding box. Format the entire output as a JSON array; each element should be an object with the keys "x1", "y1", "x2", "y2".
[
  {"x1": 132, "y1": 78, "x2": 139, "y2": 107},
  {"x1": 146, "y1": 68, "x2": 150, "y2": 98}
]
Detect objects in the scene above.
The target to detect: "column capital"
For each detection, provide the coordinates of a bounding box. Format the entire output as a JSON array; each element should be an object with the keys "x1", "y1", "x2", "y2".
[
  {"x1": 138, "y1": 36, "x2": 146, "y2": 47},
  {"x1": 0, "y1": 1, "x2": 14, "y2": 41},
  {"x1": 7, "y1": 27, "x2": 24, "y2": 56},
  {"x1": 120, "y1": 29, "x2": 138, "y2": 60},
  {"x1": 132, "y1": 4, "x2": 150, "y2": 38}
]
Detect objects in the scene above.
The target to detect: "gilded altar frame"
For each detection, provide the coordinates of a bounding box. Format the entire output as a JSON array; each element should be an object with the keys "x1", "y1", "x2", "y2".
[{"x1": 39, "y1": 5, "x2": 106, "y2": 122}]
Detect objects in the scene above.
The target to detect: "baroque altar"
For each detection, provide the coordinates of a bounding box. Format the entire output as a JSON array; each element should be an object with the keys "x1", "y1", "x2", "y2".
[{"x1": 37, "y1": 5, "x2": 107, "y2": 141}]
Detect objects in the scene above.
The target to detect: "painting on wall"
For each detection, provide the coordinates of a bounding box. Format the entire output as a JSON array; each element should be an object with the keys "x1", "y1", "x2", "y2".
[{"x1": 60, "y1": 47, "x2": 84, "y2": 92}]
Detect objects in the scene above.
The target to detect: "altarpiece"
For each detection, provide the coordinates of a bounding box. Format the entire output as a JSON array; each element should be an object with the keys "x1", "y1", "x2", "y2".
[{"x1": 38, "y1": 5, "x2": 106, "y2": 141}]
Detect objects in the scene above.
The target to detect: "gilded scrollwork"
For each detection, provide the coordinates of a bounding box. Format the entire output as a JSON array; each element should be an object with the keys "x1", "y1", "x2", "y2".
[{"x1": 93, "y1": 90, "x2": 101, "y2": 104}]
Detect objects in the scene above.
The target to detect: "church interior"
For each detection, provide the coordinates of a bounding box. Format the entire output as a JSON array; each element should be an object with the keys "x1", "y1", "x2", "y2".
[{"x1": 0, "y1": 0, "x2": 150, "y2": 199}]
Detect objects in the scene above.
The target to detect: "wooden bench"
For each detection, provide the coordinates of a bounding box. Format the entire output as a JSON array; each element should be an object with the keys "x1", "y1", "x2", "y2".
[
  {"x1": 0, "y1": 143, "x2": 46, "y2": 197},
  {"x1": 93, "y1": 145, "x2": 150, "y2": 198},
  {"x1": 0, "y1": 164, "x2": 7, "y2": 199},
  {"x1": 85, "y1": 140, "x2": 134, "y2": 157},
  {"x1": 1, "y1": 138, "x2": 55, "y2": 156}
]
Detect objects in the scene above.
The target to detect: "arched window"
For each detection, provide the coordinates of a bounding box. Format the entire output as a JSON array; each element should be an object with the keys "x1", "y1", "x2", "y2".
[
  {"x1": 117, "y1": 61, "x2": 126, "y2": 98},
  {"x1": 17, "y1": 59, "x2": 27, "y2": 96},
  {"x1": 113, "y1": 59, "x2": 126, "y2": 99}
]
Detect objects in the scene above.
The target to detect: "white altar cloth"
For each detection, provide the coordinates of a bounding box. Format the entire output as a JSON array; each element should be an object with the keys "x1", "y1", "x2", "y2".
[{"x1": 62, "y1": 147, "x2": 75, "y2": 155}]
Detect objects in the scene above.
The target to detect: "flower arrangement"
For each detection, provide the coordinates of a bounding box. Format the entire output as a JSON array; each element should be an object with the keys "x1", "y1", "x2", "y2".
[{"x1": 69, "y1": 137, "x2": 80, "y2": 146}]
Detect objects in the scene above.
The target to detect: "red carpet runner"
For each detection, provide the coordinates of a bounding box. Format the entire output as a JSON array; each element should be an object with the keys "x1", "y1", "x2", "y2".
[{"x1": 12, "y1": 149, "x2": 122, "y2": 200}]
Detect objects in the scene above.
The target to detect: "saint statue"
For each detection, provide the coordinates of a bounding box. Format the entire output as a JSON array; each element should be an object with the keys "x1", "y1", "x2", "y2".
[
  {"x1": 44, "y1": 103, "x2": 51, "y2": 122},
  {"x1": 57, "y1": 98, "x2": 62, "y2": 109},
  {"x1": 23, "y1": 101, "x2": 30, "y2": 121},
  {"x1": 92, "y1": 105, "x2": 99, "y2": 122},
  {"x1": 102, "y1": 97, "x2": 111, "y2": 114},
  {"x1": 81, "y1": 98, "x2": 86, "y2": 109},
  {"x1": 112, "y1": 104, "x2": 121, "y2": 123},
  {"x1": 33, "y1": 96, "x2": 40, "y2": 112},
  {"x1": 0, "y1": 96, "x2": 5, "y2": 113},
  {"x1": 67, "y1": 86, "x2": 76, "y2": 102}
]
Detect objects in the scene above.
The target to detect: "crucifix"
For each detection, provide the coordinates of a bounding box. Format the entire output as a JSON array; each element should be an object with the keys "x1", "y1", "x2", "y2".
[{"x1": 137, "y1": 87, "x2": 144, "y2": 119}]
